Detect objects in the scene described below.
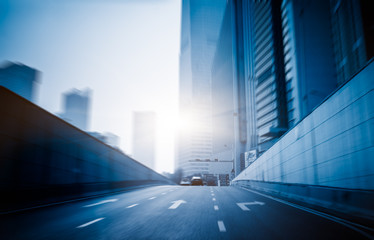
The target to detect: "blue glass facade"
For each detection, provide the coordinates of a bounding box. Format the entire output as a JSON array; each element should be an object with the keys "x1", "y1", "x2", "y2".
[
  {"x1": 184, "y1": 0, "x2": 372, "y2": 177},
  {"x1": 178, "y1": 0, "x2": 226, "y2": 176},
  {"x1": 211, "y1": 4, "x2": 234, "y2": 163}
]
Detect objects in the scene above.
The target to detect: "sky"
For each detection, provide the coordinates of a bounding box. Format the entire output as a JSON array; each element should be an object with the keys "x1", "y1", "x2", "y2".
[{"x1": 0, "y1": 0, "x2": 181, "y2": 173}]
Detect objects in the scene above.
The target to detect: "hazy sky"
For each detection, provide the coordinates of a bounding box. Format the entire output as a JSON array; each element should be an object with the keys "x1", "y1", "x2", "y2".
[{"x1": 0, "y1": 0, "x2": 181, "y2": 173}]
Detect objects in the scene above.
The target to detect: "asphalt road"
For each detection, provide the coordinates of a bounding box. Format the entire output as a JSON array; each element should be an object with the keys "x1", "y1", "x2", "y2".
[{"x1": 0, "y1": 185, "x2": 371, "y2": 239}]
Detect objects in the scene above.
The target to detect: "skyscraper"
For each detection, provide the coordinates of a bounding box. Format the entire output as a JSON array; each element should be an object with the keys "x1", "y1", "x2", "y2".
[
  {"x1": 61, "y1": 89, "x2": 91, "y2": 131},
  {"x1": 0, "y1": 61, "x2": 40, "y2": 103},
  {"x1": 132, "y1": 111, "x2": 156, "y2": 170},
  {"x1": 211, "y1": 3, "x2": 235, "y2": 168},
  {"x1": 211, "y1": 0, "x2": 250, "y2": 176},
  {"x1": 178, "y1": 0, "x2": 226, "y2": 177},
  {"x1": 212, "y1": 0, "x2": 289, "y2": 174}
]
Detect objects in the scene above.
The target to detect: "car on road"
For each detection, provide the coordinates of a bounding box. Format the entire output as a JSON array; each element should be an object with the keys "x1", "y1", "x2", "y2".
[
  {"x1": 190, "y1": 176, "x2": 203, "y2": 186},
  {"x1": 180, "y1": 178, "x2": 191, "y2": 186}
]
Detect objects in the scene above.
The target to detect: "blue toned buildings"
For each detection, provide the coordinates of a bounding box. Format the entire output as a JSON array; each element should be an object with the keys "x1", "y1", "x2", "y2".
[
  {"x1": 211, "y1": 0, "x2": 254, "y2": 176},
  {"x1": 61, "y1": 88, "x2": 91, "y2": 131},
  {"x1": 212, "y1": 0, "x2": 289, "y2": 174},
  {"x1": 184, "y1": 0, "x2": 370, "y2": 177},
  {"x1": 0, "y1": 61, "x2": 40, "y2": 103},
  {"x1": 178, "y1": 0, "x2": 226, "y2": 177}
]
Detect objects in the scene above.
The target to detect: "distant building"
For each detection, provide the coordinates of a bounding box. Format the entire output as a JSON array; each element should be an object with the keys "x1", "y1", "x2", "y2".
[
  {"x1": 61, "y1": 89, "x2": 91, "y2": 131},
  {"x1": 103, "y1": 132, "x2": 120, "y2": 148},
  {"x1": 132, "y1": 112, "x2": 156, "y2": 170},
  {"x1": 0, "y1": 61, "x2": 40, "y2": 103}
]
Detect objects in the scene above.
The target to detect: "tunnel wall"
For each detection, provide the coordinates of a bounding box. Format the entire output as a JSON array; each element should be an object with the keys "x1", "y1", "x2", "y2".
[
  {"x1": 0, "y1": 87, "x2": 174, "y2": 212},
  {"x1": 233, "y1": 60, "x2": 374, "y2": 224}
]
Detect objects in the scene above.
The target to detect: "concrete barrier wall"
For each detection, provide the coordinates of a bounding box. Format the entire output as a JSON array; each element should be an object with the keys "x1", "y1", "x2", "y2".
[
  {"x1": 0, "y1": 87, "x2": 173, "y2": 211},
  {"x1": 234, "y1": 60, "x2": 374, "y2": 190},
  {"x1": 234, "y1": 180, "x2": 374, "y2": 226}
]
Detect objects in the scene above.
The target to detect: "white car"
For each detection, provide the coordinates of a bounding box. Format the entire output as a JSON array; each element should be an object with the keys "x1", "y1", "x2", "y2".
[{"x1": 180, "y1": 179, "x2": 191, "y2": 186}]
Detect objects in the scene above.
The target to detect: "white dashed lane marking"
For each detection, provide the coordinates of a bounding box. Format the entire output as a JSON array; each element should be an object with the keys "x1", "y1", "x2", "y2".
[
  {"x1": 217, "y1": 221, "x2": 226, "y2": 232},
  {"x1": 214, "y1": 205, "x2": 219, "y2": 211},
  {"x1": 126, "y1": 204, "x2": 138, "y2": 208},
  {"x1": 76, "y1": 218, "x2": 104, "y2": 229}
]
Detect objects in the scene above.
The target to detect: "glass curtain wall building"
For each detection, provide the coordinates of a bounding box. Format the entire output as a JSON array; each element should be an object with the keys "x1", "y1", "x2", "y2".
[
  {"x1": 212, "y1": 0, "x2": 289, "y2": 174},
  {"x1": 183, "y1": 0, "x2": 372, "y2": 177},
  {"x1": 210, "y1": 0, "x2": 373, "y2": 177},
  {"x1": 211, "y1": 0, "x2": 254, "y2": 176},
  {"x1": 177, "y1": 0, "x2": 226, "y2": 177},
  {"x1": 211, "y1": 3, "x2": 235, "y2": 174}
]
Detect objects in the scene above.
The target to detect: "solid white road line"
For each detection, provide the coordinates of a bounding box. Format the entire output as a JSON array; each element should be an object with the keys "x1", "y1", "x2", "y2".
[
  {"x1": 126, "y1": 204, "x2": 138, "y2": 208},
  {"x1": 212, "y1": 198, "x2": 216, "y2": 201},
  {"x1": 83, "y1": 199, "x2": 118, "y2": 208},
  {"x1": 240, "y1": 187, "x2": 373, "y2": 239},
  {"x1": 217, "y1": 221, "x2": 226, "y2": 232},
  {"x1": 214, "y1": 205, "x2": 219, "y2": 211},
  {"x1": 76, "y1": 218, "x2": 104, "y2": 228}
]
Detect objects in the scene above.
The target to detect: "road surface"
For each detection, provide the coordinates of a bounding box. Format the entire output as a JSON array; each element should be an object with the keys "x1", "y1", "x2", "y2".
[{"x1": 0, "y1": 185, "x2": 371, "y2": 239}]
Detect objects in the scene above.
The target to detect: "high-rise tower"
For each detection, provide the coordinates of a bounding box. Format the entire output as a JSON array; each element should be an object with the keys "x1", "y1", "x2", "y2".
[
  {"x1": 62, "y1": 88, "x2": 91, "y2": 131},
  {"x1": 0, "y1": 61, "x2": 40, "y2": 103},
  {"x1": 178, "y1": 0, "x2": 226, "y2": 177}
]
